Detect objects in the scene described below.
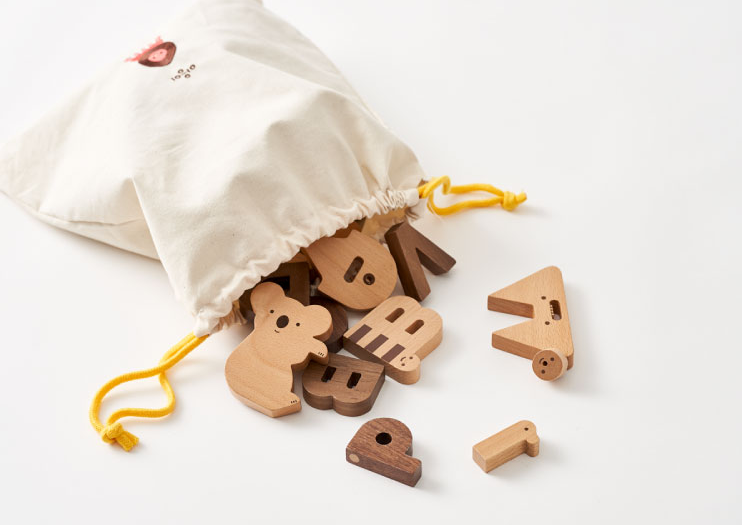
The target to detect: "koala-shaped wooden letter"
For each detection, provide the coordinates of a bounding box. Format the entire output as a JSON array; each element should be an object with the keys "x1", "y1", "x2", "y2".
[{"x1": 225, "y1": 282, "x2": 332, "y2": 417}]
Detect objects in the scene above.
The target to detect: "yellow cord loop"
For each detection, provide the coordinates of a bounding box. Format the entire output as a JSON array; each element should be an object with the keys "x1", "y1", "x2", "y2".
[
  {"x1": 89, "y1": 332, "x2": 209, "y2": 451},
  {"x1": 89, "y1": 177, "x2": 521, "y2": 450},
  {"x1": 417, "y1": 176, "x2": 526, "y2": 215}
]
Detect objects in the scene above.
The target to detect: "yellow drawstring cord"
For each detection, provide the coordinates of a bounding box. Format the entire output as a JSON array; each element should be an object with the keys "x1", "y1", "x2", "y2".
[
  {"x1": 89, "y1": 332, "x2": 208, "y2": 451},
  {"x1": 417, "y1": 176, "x2": 526, "y2": 215},
  {"x1": 88, "y1": 176, "x2": 522, "y2": 451}
]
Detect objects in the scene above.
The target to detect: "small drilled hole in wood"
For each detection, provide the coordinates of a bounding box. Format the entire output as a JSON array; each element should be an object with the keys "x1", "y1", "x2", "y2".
[
  {"x1": 321, "y1": 366, "x2": 336, "y2": 382},
  {"x1": 363, "y1": 273, "x2": 375, "y2": 285},
  {"x1": 386, "y1": 308, "x2": 404, "y2": 322},
  {"x1": 545, "y1": 321, "x2": 550, "y2": 325},
  {"x1": 376, "y1": 432, "x2": 392, "y2": 445},
  {"x1": 541, "y1": 296, "x2": 546, "y2": 300},
  {"x1": 406, "y1": 319, "x2": 424, "y2": 334},
  {"x1": 550, "y1": 300, "x2": 562, "y2": 320},
  {"x1": 541, "y1": 370, "x2": 546, "y2": 374},
  {"x1": 524, "y1": 427, "x2": 529, "y2": 431},
  {"x1": 542, "y1": 360, "x2": 548, "y2": 366},
  {"x1": 344, "y1": 257, "x2": 364, "y2": 283},
  {"x1": 550, "y1": 357, "x2": 554, "y2": 362},
  {"x1": 346, "y1": 372, "x2": 361, "y2": 389}
]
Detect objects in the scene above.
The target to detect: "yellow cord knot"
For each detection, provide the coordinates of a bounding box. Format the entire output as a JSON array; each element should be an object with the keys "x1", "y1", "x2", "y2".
[
  {"x1": 501, "y1": 191, "x2": 527, "y2": 211},
  {"x1": 89, "y1": 333, "x2": 209, "y2": 451},
  {"x1": 417, "y1": 176, "x2": 526, "y2": 215},
  {"x1": 100, "y1": 422, "x2": 139, "y2": 451}
]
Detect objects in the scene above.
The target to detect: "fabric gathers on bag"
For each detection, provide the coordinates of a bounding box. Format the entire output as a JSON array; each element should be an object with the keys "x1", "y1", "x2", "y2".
[
  {"x1": 0, "y1": 0, "x2": 425, "y2": 336},
  {"x1": 0, "y1": 0, "x2": 526, "y2": 451}
]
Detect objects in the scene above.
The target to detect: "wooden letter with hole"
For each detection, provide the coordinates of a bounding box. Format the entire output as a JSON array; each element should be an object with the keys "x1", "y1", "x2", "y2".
[
  {"x1": 302, "y1": 230, "x2": 397, "y2": 311},
  {"x1": 302, "y1": 353, "x2": 385, "y2": 416},
  {"x1": 346, "y1": 417, "x2": 422, "y2": 486},
  {"x1": 384, "y1": 221, "x2": 456, "y2": 301},
  {"x1": 343, "y1": 295, "x2": 442, "y2": 384},
  {"x1": 472, "y1": 420, "x2": 539, "y2": 473},
  {"x1": 487, "y1": 266, "x2": 574, "y2": 381}
]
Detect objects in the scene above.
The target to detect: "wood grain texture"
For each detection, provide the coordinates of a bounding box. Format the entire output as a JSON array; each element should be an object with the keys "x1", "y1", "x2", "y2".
[
  {"x1": 346, "y1": 417, "x2": 422, "y2": 486},
  {"x1": 488, "y1": 266, "x2": 574, "y2": 381},
  {"x1": 333, "y1": 220, "x2": 364, "y2": 238},
  {"x1": 302, "y1": 230, "x2": 397, "y2": 311},
  {"x1": 310, "y1": 296, "x2": 347, "y2": 353},
  {"x1": 343, "y1": 295, "x2": 442, "y2": 384},
  {"x1": 360, "y1": 208, "x2": 407, "y2": 240},
  {"x1": 225, "y1": 282, "x2": 332, "y2": 417},
  {"x1": 384, "y1": 221, "x2": 456, "y2": 301},
  {"x1": 472, "y1": 420, "x2": 540, "y2": 473},
  {"x1": 239, "y1": 260, "x2": 311, "y2": 317},
  {"x1": 302, "y1": 353, "x2": 385, "y2": 416}
]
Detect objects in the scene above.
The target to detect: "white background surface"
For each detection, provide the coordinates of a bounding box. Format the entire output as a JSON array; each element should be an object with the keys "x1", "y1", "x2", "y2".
[{"x1": 1, "y1": 1, "x2": 741, "y2": 523}]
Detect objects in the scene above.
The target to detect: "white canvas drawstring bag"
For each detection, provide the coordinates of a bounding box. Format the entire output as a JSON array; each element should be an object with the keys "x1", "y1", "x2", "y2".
[
  {"x1": 0, "y1": 0, "x2": 525, "y2": 450},
  {"x1": 0, "y1": 0, "x2": 427, "y2": 337}
]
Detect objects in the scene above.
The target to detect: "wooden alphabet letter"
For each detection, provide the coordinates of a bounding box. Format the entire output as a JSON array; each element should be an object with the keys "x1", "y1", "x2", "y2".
[
  {"x1": 346, "y1": 417, "x2": 422, "y2": 486},
  {"x1": 302, "y1": 353, "x2": 385, "y2": 416},
  {"x1": 488, "y1": 266, "x2": 574, "y2": 381},
  {"x1": 472, "y1": 420, "x2": 540, "y2": 473},
  {"x1": 384, "y1": 221, "x2": 456, "y2": 301},
  {"x1": 303, "y1": 230, "x2": 397, "y2": 310},
  {"x1": 225, "y1": 282, "x2": 332, "y2": 417},
  {"x1": 343, "y1": 295, "x2": 442, "y2": 384}
]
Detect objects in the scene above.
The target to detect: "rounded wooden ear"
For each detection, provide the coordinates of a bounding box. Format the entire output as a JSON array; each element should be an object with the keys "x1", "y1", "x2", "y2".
[
  {"x1": 250, "y1": 282, "x2": 285, "y2": 314},
  {"x1": 304, "y1": 304, "x2": 333, "y2": 340}
]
